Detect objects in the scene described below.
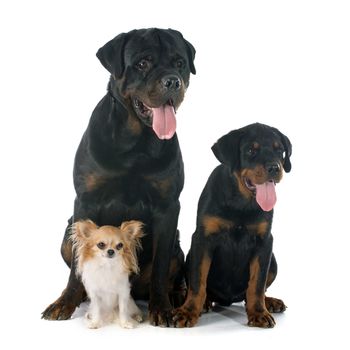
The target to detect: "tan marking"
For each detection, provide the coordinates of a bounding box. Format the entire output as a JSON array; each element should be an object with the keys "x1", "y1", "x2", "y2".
[
  {"x1": 234, "y1": 171, "x2": 252, "y2": 199},
  {"x1": 246, "y1": 257, "x2": 267, "y2": 314},
  {"x1": 184, "y1": 253, "x2": 211, "y2": 313},
  {"x1": 273, "y1": 141, "x2": 281, "y2": 149},
  {"x1": 85, "y1": 174, "x2": 106, "y2": 192},
  {"x1": 247, "y1": 221, "x2": 269, "y2": 237},
  {"x1": 202, "y1": 215, "x2": 234, "y2": 236},
  {"x1": 127, "y1": 113, "x2": 142, "y2": 135},
  {"x1": 252, "y1": 142, "x2": 260, "y2": 150},
  {"x1": 266, "y1": 271, "x2": 275, "y2": 289},
  {"x1": 61, "y1": 240, "x2": 73, "y2": 266}
]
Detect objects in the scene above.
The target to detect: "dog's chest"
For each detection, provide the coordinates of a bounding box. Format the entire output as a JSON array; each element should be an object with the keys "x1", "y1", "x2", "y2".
[{"x1": 81, "y1": 258, "x2": 129, "y2": 295}]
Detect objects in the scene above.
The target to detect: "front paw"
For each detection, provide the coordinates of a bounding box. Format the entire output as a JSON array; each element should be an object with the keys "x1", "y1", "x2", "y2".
[
  {"x1": 133, "y1": 312, "x2": 143, "y2": 323},
  {"x1": 120, "y1": 319, "x2": 137, "y2": 329},
  {"x1": 172, "y1": 306, "x2": 200, "y2": 328},
  {"x1": 265, "y1": 296, "x2": 287, "y2": 313},
  {"x1": 247, "y1": 310, "x2": 276, "y2": 328},
  {"x1": 41, "y1": 296, "x2": 76, "y2": 320},
  {"x1": 149, "y1": 299, "x2": 173, "y2": 327},
  {"x1": 86, "y1": 319, "x2": 102, "y2": 329}
]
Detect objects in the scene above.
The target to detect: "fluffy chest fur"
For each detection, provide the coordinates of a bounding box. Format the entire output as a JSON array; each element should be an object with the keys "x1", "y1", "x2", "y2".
[{"x1": 80, "y1": 256, "x2": 130, "y2": 296}]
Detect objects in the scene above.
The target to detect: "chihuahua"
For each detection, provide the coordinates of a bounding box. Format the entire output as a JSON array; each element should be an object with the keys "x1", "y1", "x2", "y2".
[{"x1": 72, "y1": 220, "x2": 144, "y2": 329}]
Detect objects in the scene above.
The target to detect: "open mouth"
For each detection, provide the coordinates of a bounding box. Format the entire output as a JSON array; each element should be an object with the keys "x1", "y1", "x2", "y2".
[
  {"x1": 132, "y1": 98, "x2": 175, "y2": 125},
  {"x1": 132, "y1": 97, "x2": 177, "y2": 140},
  {"x1": 243, "y1": 177, "x2": 277, "y2": 212},
  {"x1": 243, "y1": 178, "x2": 276, "y2": 193}
]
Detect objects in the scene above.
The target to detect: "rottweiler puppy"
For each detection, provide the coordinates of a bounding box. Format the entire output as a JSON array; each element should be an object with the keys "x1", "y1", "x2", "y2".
[
  {"x1": 42, "y1": 28, "x2": 196, "y2": 327},
  {"x1": 173, "y1": 123, "x2": 292, "y2": 328}
]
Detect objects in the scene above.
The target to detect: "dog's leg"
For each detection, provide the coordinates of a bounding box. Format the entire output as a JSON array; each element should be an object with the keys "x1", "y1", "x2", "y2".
[
  {"x1": 149, "y1": 201, "x2": 180, "y2": 327},
  {"x1": 128, "y1": 297, "x2": 143, "y2": 323},
  {"x1": 41, "y1": 252, "x2": 85, "y2": 320},
  {"x1": 264, "y1": 253, "x2": 287, "y2": 313},
  {"x1": 85, "y1": 295, "x2": 103, "y2": 329},
  {"x1": 118, "y1": 291, "x2": 137, "y2": 329},
  {"x1": 173, "y1": 229, "x2": 213, "y2": 328},
  {"x1": 246, "y1": 237, "x2": 276, "y2": 328}
]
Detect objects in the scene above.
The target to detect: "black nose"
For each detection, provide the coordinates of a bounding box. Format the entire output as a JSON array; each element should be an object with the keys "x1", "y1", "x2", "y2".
[
  {"x1": 161, "y1": 75, "x2": 181, "y2": 91},
  {"x1": 266, "y1": 162, "x2": 281, "y2": 176},
  {"x1": 107, "y1": 249, "x2": 115, "y2": 257}
]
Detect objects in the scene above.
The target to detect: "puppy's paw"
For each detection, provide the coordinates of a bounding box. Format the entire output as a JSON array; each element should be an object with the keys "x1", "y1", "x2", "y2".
[
  {"x1": 265, "y1": 297, "x2": 287, "y2": 313},
  {"x1": 172, "y1": 306, "x2": 200, "y2": 328},
  {"x1": 247, "y1": 310, "x2": 275, "y2": 328}
]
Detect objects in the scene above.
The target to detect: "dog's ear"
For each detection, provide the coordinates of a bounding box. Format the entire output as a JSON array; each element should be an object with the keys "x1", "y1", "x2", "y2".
[
  {"x1": 120, "y1": 220, "x2": 144, "y2": 240},
  {"x1": 169, "y1": 29, "x2": 196, "y2": 75},
  {"x1": 72, "y1": 220, "x2": 98, "y2": 240},
  {"x1": 272, "y1": 127, "x2": 292, "y2": 173},
  {"x1": 96, "y1": 31, "x2": 135, "y2": 78},
  {"x1": 211, "y1": 129, "x2": 243, "y2": 170},
  {"x1": 184, "y1": 38, "x2": 196, "y2": 75}
]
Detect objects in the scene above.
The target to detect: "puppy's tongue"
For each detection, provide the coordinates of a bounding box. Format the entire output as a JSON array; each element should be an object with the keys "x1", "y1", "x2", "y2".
[
  {"x1": 255, "y1": 181, "x2": 277, "y2": 212},
  {"x1": 152, "y1": 104, "x2": 176, "y2": 140}
]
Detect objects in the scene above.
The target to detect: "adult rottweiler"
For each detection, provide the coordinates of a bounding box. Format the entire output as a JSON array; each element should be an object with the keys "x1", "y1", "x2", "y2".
[
  {"x1": 173, "y1": 123, "x2": 292, "y2": 328},
  {"x1": 42, "y1": 28, "x2": 196, "y2": 327}
]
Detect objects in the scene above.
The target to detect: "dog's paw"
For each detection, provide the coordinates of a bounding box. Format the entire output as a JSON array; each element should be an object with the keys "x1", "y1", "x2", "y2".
[
  {"x1": 172, "y1": 306, "x2": 200, "y2": 328},
  {"x1": 120, "y1": 319, "x2": 137, "y2": 329},
  {"x1": 265, "y1": 297, "x2": 287, "y2": 313},
  {"x1": 41, "y1": 296, "x2": 76, "y2": 320},
  {"x1": 133, "y1": 313, "x2": 143, "y2": 323},
  {"x1": 247, "y1": 310, "x2": 275, "y2": 328},
  {"x1": 149, "y1": 299, "x2": 173, "y2": 327},
  {"x1": 86, "y1": 319, "x2": 102, "y2": 329}
]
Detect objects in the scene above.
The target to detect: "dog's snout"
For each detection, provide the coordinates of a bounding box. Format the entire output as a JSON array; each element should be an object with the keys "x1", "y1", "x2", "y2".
[
  {"x1": 266, "y1": 162, "x2": 281, "y2": 176},
  {"x1": 161, "y1": 75, "x2": 181, "y2": 91},
  {"x1": 107, "y1": 249, "x2": 115, "y2": 257}
]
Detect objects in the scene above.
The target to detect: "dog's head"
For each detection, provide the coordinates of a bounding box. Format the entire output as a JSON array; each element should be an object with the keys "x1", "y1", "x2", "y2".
[
  {"x1": 212, "y1": 123, "x2": 292, "y2": 211},
  {"x1": 97, "y1": 28, "x2": 196, "y2": 140},
  {"x1": 72, "y1": 220, "x2": 144, "y2": 274}
]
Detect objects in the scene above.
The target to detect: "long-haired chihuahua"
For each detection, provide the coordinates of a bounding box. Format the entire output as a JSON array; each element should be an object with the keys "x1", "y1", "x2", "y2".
[{"x1": 72, "y1": 220, "x2": 144, "y2": 329}]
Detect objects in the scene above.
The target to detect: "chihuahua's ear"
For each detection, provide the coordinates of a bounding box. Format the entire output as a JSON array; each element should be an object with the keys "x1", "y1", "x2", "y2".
[
  {"x1": 72, "y1": 220, "x2": 98, "y2": 240},
  {"x1": 120, "y1": 220, "x2": 144, "y2": 240}
]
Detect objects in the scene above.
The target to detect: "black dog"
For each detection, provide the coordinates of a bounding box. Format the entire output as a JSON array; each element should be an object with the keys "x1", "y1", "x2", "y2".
[
  {"x1": 42, "y1": 28, "x2": 196, "y2": 327},
  {"x1": 173, "y1": 123, "x2": 292, "y2": 328}
]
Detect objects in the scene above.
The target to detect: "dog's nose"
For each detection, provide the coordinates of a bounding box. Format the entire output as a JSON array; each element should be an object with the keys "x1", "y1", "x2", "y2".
[
  {"x1": 161, "y1": 75, "x2": 181, "y2": 91},
  {"x1": 266, "y1": 162, "x2": 281, "y2": 176},
  {"x1": 107, "y1": 249, "x2": 115, "y2": 257}
]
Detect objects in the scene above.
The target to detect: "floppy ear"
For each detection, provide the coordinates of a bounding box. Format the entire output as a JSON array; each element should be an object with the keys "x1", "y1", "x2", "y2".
[
  {"x1": 211, "y1": 129, "x2": 242, "y2": 169},
  {"x1": 72, "y1": 220, "x2": 98, "y2": 240},
  {"x1": 120, "y1": 220, "x2": 144, "y2": 241},
  {"x1": 169, "y1": 29, "x2": 196, "y2": 74},
  {"x1": 272, "y1": 127, "x2": 292, "y2": 173},
  {"x1": 96, "y1": 31, "x2": 135, "y2": 78},
  {"x1": 184, "y1": 38, "x2": 196, "y2": 74}
]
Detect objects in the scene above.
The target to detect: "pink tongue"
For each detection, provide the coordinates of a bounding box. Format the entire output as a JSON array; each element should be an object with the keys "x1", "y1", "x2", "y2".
[
  {"x1": 151, "y1": 104, "x2": 176, "y2": 140},
  {"x1": 255, "y1": 181, "x2": 277, "y2": 212}
]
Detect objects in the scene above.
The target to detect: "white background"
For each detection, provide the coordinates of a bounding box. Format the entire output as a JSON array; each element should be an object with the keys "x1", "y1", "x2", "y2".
[{"x1": 1, "y1": 0, "x2": 349, "y2": 349}]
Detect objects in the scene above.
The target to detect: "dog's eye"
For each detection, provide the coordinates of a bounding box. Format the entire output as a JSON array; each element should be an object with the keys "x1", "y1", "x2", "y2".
[
  {"x1": 247, "y1": 148, "x2": 256, "y2": 157},
  {"x1": 97, "y1": 242, "x2": 106, "y2": 249},
  {"x1": 176, "y1": 59, "x2": 185, "y2": 68},
  {"x1": 116, "y1": 242, "x2": 123, "y2": 250},
  {"x1": 135, "y1": 59, "x2": 150, "y2": 71}
]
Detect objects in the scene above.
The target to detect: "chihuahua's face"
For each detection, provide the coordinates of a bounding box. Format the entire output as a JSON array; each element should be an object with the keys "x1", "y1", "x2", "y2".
[{"x1": 72, "y1": 220, "x2": 144, "y2": 274}]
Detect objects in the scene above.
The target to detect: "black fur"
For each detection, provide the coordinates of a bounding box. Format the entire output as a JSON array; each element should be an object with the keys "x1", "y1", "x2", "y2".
[
  {"x1": 173, "y1": 123, "x2": 292, "y2": 328},
  {"x1": 42, "y1": 28, "x2": 196, "y2": 327}
]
